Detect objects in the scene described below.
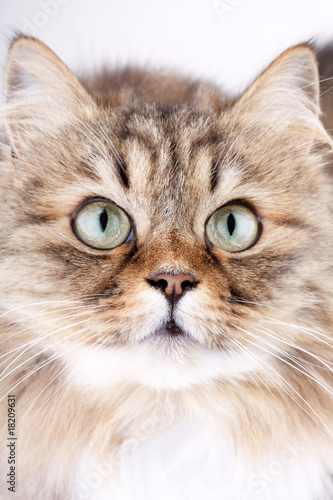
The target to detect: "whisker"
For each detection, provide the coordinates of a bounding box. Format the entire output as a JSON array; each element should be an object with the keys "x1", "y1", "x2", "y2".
[
  {"x1": 0, "y1": 325, "x2": 113, "y2": 452},
  {"x1": 25, "y1": 329, "x2": 113, "y2": 423},
  {"x1": 0, "y1": 317, "x2": 112, "y2": 402},
  {"x1": 0, "y1": 302, "x2": 108, "y2": 345},
  {"x1": 244, "y1": 324, "x2": 333, "y2": 397},
  {"x1": 230, "y1": 297, "x2": 333, "y2": 345},
  {"x1": 228, "y1": 336, "x2": 281, "y2": 405},
  {"x1": 0, "y1": 316, "x2": 97, "y2": 382},
  {"x1": 0, "y1": 293, "x2": 112, "y2": 321},
  {"x1": 249, "y1": 319, "x2": 333, "y2": 369},
  {"x1": 231, "y1": 323, "x2": 333, "y2": 437},
  {"x1": 15, "y1": 328, "x2": 111, "y2": 422},
  {"x1": 262, "y1": 317, "x2": 333, "y2": 346}
]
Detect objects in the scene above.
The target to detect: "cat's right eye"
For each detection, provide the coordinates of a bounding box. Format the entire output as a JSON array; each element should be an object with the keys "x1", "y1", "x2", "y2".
[{"x1": 72, "y1": 199, "x2": 131, "y2": 250}]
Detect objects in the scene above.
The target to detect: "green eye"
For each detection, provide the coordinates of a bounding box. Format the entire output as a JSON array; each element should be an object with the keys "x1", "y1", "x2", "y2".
[
  {"x1": 206, "y1": 203, "x2": 259, "y2": 252},
  {"x1": 73, "y1": 200, "x2": 131, "y2": 250}
]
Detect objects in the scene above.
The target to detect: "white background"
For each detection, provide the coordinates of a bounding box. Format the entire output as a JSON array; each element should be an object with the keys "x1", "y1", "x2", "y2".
[{"x1": 0, "y1": 0, "x2": 332, "y2": 96}]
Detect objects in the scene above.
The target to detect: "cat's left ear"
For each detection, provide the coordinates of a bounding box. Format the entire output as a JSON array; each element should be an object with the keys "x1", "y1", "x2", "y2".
[
  {"x1": 232, "y1": 45, "x2": 331, "y2": 154},
  {"x1": 3, "y1": 36, "x2": 94, "y2": 156}
]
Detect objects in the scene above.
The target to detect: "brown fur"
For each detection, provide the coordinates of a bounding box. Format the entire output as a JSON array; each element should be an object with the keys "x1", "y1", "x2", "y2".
[{"x1": 1, "y1": 36, "x2": 333, "y2": 498}]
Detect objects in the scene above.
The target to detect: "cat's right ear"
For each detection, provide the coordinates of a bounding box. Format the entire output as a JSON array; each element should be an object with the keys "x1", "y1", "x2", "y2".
[{"x1": 3, "y1": 36, "x2": 94, "y2": 157}]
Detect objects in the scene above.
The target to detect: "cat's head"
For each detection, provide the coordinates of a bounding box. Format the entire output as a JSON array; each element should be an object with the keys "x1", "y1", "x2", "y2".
[{"x1": 1, "y1": 36, "x2": 332, "y2": 392}]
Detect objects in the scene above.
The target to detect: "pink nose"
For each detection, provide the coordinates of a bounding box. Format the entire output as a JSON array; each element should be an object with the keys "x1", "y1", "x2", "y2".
[{"x1": 148, "y1": 273, "x2": 197, "y2": 302}]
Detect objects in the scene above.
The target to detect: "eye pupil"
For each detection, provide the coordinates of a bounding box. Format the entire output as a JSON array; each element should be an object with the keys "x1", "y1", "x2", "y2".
[
  {"x1": 99, "y1": 209, "x2": 108, "y2": 232},
  {"x1": 227, "y1": 213, "x2": 235, "y2": 236}
]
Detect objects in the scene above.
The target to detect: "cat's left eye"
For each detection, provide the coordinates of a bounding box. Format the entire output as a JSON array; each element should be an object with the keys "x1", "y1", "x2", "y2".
[
  {"x1": 205, "y1": 203, "x2": 259, "y2": 252},
  {"x1": 72, "y1": 199, "x2": 131, "y2": 250}
]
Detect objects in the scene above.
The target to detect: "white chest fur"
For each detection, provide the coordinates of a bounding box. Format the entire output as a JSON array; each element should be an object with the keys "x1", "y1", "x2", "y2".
[{"x1": 71, "y1": 420, "x2": 332, "y2": 500}]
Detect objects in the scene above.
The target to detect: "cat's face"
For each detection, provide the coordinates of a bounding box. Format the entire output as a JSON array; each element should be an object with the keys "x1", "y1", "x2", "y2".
[{"x1": 1, "y1": 37, "x2": 332, "y2": 391}]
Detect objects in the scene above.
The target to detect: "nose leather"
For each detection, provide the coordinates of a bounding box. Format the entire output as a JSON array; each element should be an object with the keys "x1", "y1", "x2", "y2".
[{"x1": 149, "y1": 272, "x2": 197, "y2": 302}]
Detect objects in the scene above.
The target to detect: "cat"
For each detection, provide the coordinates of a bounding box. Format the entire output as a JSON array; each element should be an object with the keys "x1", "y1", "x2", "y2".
[{"x1": 0, "y1": 34, "x2": 333, "y2": 500}]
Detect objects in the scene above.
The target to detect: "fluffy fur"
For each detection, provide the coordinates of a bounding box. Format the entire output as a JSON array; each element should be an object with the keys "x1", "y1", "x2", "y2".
[{"x1": 1, "y1": 36, "x2": 333, "y2": 499}]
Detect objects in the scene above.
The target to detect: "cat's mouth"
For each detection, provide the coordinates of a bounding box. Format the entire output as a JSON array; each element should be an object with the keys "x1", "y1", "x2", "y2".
[
  {"x1": 140, "y1": 319, "x2": 188, "y2": 343},
  {"x1": 155, "y1": 319, "x2": 184, "y2": 336},
  {"x1": 138, "y1": 319, "x2": 199, "y2": 346}
]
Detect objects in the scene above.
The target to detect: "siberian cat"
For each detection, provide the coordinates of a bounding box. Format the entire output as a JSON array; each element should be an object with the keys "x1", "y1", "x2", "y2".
[{"x1": 0, "y1": 35, "x2": 333, "y2": 500}]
